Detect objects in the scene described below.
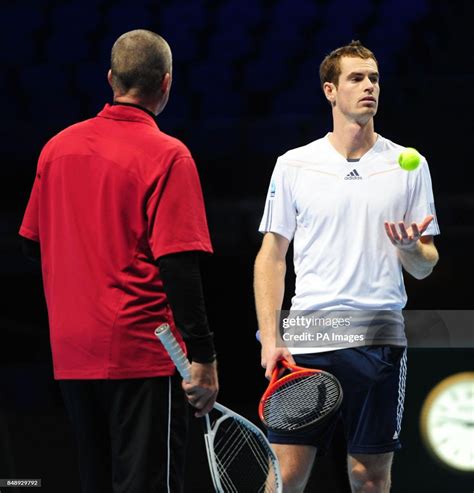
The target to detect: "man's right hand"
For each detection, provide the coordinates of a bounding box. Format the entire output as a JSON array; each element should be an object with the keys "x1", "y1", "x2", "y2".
[
  {"x1": 182, "y1": 361, "x2": 218, "y2": 417},
  {"x1": 261, "y1": 343, "x2": 295, "y2": 380}
]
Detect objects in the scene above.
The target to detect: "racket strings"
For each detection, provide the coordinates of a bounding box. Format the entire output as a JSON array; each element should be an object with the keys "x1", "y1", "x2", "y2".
[
  {"x1": 211, "y1": 417, "x2": 279, "y2": 492},
  {"x1": 215, "y1": 422, "x2": 275, "y2": 487},
  {"x1": 263, "y1": 373, "x2": 341, "y2": 431},
  {"x1": 215, "y1": 422, "x2": 263, "y2": 471}
]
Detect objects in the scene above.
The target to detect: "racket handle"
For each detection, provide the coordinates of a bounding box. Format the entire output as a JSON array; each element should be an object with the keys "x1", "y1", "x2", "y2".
[{"x1": 155, "y1": 323, "x2": 191, "y2": 381}]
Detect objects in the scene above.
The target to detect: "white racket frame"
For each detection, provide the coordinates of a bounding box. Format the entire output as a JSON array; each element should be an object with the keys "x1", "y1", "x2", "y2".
[{"x1": 155, "y1": 323, "x2": 282, "y2": 493}]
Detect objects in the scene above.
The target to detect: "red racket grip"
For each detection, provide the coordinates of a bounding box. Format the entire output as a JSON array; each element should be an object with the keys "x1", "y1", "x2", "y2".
[{"x1": 279, "y1": 359, "x2": 316, "y2": 373}]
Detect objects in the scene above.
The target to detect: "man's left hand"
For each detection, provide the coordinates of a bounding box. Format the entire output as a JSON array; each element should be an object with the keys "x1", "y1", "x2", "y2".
[{"x1": 384, "y1": 215, "x2": 433, "y2": 251}]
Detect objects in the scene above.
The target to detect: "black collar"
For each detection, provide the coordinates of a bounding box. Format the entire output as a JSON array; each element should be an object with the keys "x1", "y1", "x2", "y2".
[{"x1": 111, "y1": 101, "x2": 157, "y2": 121}]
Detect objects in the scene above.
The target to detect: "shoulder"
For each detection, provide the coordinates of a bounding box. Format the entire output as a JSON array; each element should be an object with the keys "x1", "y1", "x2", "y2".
[
  {"x1": 277, "y1": 136, "x2": 328, "y2": 169},
  {"x1": 39, "y1": 118, "x2": 95, "y2": 157},
  {"x1": 50, "y1": 118, "x2": 193, "y2": 164},
  {"x1": 375, "y1": 134, "x2": 428, "y2": 164},
  {"x1": 374, "y1": 136, "x2": 432, "y2": 186},
  {"x1": 146, "y1": 130, "x2": 193, "y2": 163}
]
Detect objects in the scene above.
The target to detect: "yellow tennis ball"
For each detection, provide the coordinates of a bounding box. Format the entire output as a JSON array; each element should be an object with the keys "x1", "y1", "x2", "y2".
[{"x1": 398, "y1": 147, "x2": 421, "y2": 171}]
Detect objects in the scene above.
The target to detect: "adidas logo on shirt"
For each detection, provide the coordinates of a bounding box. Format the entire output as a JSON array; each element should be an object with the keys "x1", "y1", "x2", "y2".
[{"x1": 344, "y1": 169, "x2": 362, "y2": 180}]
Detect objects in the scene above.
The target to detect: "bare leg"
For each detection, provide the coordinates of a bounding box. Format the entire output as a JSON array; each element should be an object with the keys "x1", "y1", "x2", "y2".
[
  {"x1": 272, "y1": 444, "x2": 317, "y2": 493},
  {"x1": 348, "y1": 452, "x2": 393, "y2": 493}
]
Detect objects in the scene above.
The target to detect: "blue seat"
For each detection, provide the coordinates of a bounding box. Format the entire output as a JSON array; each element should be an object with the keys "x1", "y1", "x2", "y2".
[
  {"x1": 20, "y1": 63, "x2": 68, "y2": 92},
  {"x1": 199, "y1": 90, "x2": 244, "y2": 119},
  {"x1": 272, "y1": 0, "x2": 318, "y2": 27},
  {"x1": 51, "y1": 1, "x2": 100, "y2": 33},
  {"x1": 105, "y1": 3, "x2": 152, "y2": 33},
  {"x1": 162, "y1": 29, "x2": 201, "y2": 64},
  {"x1": 272, "y1": 85, "x2": 322, "y2": 117},
  {"x1": 0, "y1": 3, "x2": 44, "y2": 62},
  {"x1": 310, "y1": 0, "x2": 374, "y2": 60},
  {"x1": 259, "y1": 24, "x2": 309, "y2": 61},
  {"x1": 243, "y1": 117, "x2": 305, "y2": 156},
  {"x1": 46, "y1": 31, "x2": 91, "y2": 63},
  {"x1": 160, "y1": 81, "x2": 192, "y2": 121},
  {"x1": 75, "y1": 61, "x2": 111, "y2": 115},
  {"x1": 184, "y1": 120, "x2": 241, "y2": 157},
  {"x1": 215, "y1": 0, "x2": 263, "y2": 28},
  {"x1": 20, "y1": 63, "x2": 81, "y2": 121},
  {"x1": 191, "y1": 58, "x2": 235, "y2": 95},
  {"x1": 365, "y1": 0, "x2": 429, "y2": 69},
  {"x1": 160, "y1": 3, "x2": 208, "y2": 65},
  {"x1": 160, "y1": 2, "x2": 207, "y2": 32},
  {"x1": 75, "y1": 61, "x2": 108, "y2": 92},
  {"x1": 207, "y1": 25, "x2": 254, "y2": 60},
  {"x1": 2, "y1": 2, "x2": 44, "y2": 32},
  {"x1": 243, "y1": 56, "x2": 289, "y2": 92}
]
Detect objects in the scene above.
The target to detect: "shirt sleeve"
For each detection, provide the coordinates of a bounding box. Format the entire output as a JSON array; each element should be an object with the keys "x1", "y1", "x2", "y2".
[
  {"x1": 258, "y1": 159, "x2": 297, "y2": 241},
  {"x1": 404, "y1": 159, "x2": 440, "y2": 236},
  {"x1": 19, "y1": 156, "x2": 44, "y2": 242},
  {"x1": 147, "y1": 156, "x2": 213, "y2": 260}
]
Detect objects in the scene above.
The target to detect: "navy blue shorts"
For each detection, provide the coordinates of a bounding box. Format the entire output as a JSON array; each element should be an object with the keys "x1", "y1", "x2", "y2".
[{"x1": 267, "y1": 346, "x2": 407, "y2": 455}]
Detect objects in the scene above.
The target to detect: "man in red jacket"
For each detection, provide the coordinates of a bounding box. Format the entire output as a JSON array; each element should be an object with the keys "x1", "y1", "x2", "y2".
[{"x1": 20, "y1": 29, "x2": 218, "y2": 493}]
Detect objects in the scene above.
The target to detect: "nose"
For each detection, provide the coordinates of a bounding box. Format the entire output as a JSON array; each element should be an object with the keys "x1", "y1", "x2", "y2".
[
  {"x1": 364, "y1": 78, "x2": 375, "y2": 93},
  {"x1": 365, "y1": 77, "x2": 377, "y2": 93}
]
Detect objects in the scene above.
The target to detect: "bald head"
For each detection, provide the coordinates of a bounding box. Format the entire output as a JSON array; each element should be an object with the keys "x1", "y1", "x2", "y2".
[{"x1": 110, "y1": 30, "x2": 172, "y2": 100}]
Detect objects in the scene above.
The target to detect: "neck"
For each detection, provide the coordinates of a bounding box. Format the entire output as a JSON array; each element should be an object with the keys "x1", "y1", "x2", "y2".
[
  {"x1": 328, "y1": 115, "x2": 377, "y2": 160},
  {"x1": 113, "y1": 95, "x2": 159, "y2": 116}
]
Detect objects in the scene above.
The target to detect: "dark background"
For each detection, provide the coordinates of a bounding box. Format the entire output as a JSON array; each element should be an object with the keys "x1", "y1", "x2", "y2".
[{"x1": 1, "y1": 0, "x2": 472, "y2": 491}]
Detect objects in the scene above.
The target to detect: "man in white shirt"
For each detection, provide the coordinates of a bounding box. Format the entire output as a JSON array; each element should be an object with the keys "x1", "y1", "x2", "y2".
[{"x1": 254, "y1": 41, "x2": 439, "y2": 493}]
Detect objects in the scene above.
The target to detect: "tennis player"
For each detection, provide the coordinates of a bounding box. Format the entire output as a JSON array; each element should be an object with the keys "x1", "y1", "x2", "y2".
[
  {"x1": 19, "y1": 30, "x2": 218, "y2": 493},
  {"x1": 254, "y1": 41, "x2": 439, "y2": 492}
]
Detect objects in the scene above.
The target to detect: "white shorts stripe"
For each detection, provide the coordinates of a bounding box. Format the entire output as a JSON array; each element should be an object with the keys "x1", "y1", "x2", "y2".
[{"x1": 394, "y1": 349, "x2": 407, "y2": 439}]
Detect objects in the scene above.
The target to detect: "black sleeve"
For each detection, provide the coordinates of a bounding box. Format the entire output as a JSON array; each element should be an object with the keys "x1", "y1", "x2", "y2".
[
  {"x1": 158, "y1": 251, "x2": 216, "y2": 363},
  {"x1": 21, "y1": 237, "x2": 41, "y2": 262}
]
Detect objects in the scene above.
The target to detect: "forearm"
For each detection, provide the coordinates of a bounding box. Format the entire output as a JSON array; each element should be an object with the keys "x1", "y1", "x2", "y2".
[
  {"x1": 398, "y1": 240, "x2": 439, "y2": 280},
  {"x1": 254, "y1": 252, "x2": 286, "y2": 344},
  {"x1": 158, "y1": 252, "x2": 216, "y2": 363}
]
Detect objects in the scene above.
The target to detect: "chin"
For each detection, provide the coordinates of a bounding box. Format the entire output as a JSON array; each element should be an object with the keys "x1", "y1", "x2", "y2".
[{"x1": 354, "y1": 113, "x2": 375, "y2": 126}]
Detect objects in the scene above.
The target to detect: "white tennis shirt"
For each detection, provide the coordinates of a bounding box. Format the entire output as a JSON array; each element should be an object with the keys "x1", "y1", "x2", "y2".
[{"x1": 259, "y1": 134, "x2": 440, "y2": 352}]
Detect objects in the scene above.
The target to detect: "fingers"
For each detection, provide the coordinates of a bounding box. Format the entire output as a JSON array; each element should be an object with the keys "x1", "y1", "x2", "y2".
[
  {"x1": 262, "y1": 354, "x2": 275, "y2": 380},
  {"x1": 418, "y1": 215, "x2": 433, "y2": 234},
  {"x1": 262, "y1": 348, "x2": 294, "y2": 380},
  {"x1": 285, "y1": 352, "x2": 297, "y2": 366},
  {"x1": 385, "y1": 215, "x2": 433, "y2": 243},
  {"x1": 183, "y1": 384, "x2": 218, "y2": 417},
  {"x1": 183, "y1": 361, "x2": 219, "y2": 417},
  {"x1": 192, "y1": 390, "x2": 218, "y2": 418},
  {"x1": 411, "y1": 223, "x2": 421, "y2": 238},
  {"x1": 384, "y1": 220, "x2": 424, "y2": 250},
  {"x1": 384, "y1": 222, "x2": 396, "y2": 245},
  {"x1": 398, "y1": 222, "x2": 409, "y2": 240},
  {"x1": 264, "y1": 360, "x2": 275, "y2": 381},
  {"x1": 262, "y1": 349, "x2": 279, "y2": 380}
]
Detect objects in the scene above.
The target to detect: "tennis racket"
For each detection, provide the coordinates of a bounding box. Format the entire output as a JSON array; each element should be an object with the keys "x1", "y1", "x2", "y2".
[
  {"x1": 155, "y1": 323, "x2": 282, "y2": 493},
  {"x1": 257, "y1": 329, "x2": 343, "y2": 433}
]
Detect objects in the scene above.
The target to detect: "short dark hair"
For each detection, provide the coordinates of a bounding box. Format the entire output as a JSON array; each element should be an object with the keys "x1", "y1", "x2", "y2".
[
  {"x1": 319, "y1": 40, "x2": 377, "y2": 88},
  {"x1": 110, "y1": 29, "x2": 172, "y2": 98}
]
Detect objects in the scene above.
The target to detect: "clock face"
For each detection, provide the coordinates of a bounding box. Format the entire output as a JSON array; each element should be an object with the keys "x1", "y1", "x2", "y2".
[{"x1": 420, "y1": 373, "x2": 474, "y2": 472}]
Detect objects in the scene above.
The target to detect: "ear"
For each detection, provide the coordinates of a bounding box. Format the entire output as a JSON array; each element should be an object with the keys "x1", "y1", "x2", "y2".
[
  {"x1": 161, "y1": 72, "x2": 171, "y2": 94},
  {"x1": 323, "y1": 81, "x2": 336, "y2": 105},
  {"x1": 107, "y1": 69, "x2": 113, "y2": 88}
]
